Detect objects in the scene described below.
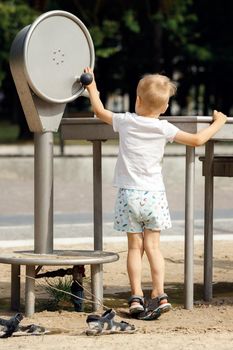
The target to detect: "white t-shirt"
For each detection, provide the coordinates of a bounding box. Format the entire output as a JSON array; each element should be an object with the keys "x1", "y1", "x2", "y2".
[{"x1": 112, "y1": 112, "x2": 179, "y2": 191}]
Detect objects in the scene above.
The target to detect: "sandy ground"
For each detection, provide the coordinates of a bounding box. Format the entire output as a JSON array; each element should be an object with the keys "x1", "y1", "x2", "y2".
[
  {"x1": 0, "y1": 240, "x2": 232, "y2": 349},
  {"x1": 0, "y1": 145, "x2": 233, "y2": 348}
]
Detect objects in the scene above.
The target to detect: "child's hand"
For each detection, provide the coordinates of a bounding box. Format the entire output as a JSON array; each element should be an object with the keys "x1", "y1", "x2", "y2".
[
  {"x1": 84, "y1": 67, "x2": 95, "y2": 89},
  {"x1": 213, "y1": 110, "x2": 228, "y2": 124}
]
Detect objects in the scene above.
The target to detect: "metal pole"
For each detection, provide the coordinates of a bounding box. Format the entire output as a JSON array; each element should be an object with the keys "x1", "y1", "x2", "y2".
[
  {"x1": 184, "y1": 146, "x2": 195, "y2": 309},
  {"x1": 25, "y1": 265, "x2": 35, "y2": 316},
  {"x1": 91, "y1": 264, "x2": 103, "y2": 311},
  {"x1": 92, "y1": 141, "x2": 103, "y2": 310},
  {"x1": 92, "y1": 140, "x2": 103, "y2": 251},
  {"x1": 204, "y1": 141, "x2": 214, "y2": 301},
  {"x1": 11, "y1": 264, "x2": 20, "y2": 311},
  {"x1": 34, "y1": 132, "x2": 54, "y2": 254}
]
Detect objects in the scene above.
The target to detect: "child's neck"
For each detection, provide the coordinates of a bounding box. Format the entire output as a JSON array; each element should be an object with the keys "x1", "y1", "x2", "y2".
[{"x1": 136, "y1": 106, "x2": 160, "y2": 118}]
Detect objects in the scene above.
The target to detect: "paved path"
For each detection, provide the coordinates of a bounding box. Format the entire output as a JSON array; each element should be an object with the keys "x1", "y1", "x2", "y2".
[{"x1": 0, "y1": 143, "x2": 233, "y2": 245}]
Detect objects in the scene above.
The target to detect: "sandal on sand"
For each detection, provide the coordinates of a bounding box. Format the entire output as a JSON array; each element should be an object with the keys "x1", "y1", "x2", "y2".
[
  {"x1": 137, "y1": 293, "x2": 171, "y2": 321},
  {"x1": 128, "y1": 295, "x2": 144, "y2": 315},
  {"x1": 15, "y1": 324, "x2": 48, "y2": 336},
  {"x1": 0, "y1": 313, "x2": 23, "y2": 338},
  {"x1": 0, "y1": 313, "x2": 48, "y2": 338},
  {"x1": 86, "y1": 309, "x2": 136, "y2": 336}
]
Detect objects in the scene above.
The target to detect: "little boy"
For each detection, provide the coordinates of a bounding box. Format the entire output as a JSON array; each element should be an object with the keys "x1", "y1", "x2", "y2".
[{"x1": 85, "y1": 67, "x2": 227, "y2": 319}]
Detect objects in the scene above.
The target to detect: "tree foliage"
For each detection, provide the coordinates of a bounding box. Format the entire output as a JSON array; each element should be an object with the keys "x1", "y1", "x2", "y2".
[
  {"x1": 0, "y1": 0, "x2": 38, "y2": 86},
  {"x1": 0, "y1": 0, "x2": 233, "y2": 138}
]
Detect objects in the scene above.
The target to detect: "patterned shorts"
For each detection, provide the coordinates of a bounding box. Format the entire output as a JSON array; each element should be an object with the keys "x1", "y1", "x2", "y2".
[{"x1": 114, "y1": 188, "x2": 172, "y2": 233}]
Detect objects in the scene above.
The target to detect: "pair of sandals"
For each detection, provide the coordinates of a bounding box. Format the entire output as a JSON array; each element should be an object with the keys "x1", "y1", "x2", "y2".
[
  {"x1": 86, "y1": 309, "x2": 136, "y2": 336},
  {"x1": 128, "y1": 293, "x2": 171, "y2": 320}
]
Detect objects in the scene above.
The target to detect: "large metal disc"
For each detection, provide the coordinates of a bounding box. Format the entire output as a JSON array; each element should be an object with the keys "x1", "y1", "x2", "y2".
[{"x1": 24, "y1": 11, "x2": 94, "y2": 103}]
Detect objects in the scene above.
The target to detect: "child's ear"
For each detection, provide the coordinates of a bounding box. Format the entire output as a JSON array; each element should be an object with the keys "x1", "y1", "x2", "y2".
[{"x1": 136, "y1": 95, "x2": 141, "y2": 105}]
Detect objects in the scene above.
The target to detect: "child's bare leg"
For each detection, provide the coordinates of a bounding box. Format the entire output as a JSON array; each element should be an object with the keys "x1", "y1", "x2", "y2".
[
  {"x1": 127, "y1": 232, "x2": 144, "y2": 298},
  {"x1": 143, "y1": 229, "x2": 165, "y2": 299}
]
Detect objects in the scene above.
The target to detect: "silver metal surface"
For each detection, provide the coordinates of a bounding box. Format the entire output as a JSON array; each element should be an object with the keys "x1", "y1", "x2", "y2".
[
  {"x1": 7, "y1": 11, "x2": 120, "y2": 316},
  {"x1": 10, "y1": 10, "x2": 95, "y2": 132},
  {"x1": 184, "y1": 146, "x2": 195, "y2": 309},
  {"x1": 34, "y1": 132, "x2": 54, "y2": 254},
  {"x1": 0, "y1": 250, "x2": 119, "y2": 266},
  {"x1": 11, "y1": 264, "x2": 20, "y2": 311},
  {"x1": 91, "y1": 264, "x2": 103, "y2": 311},
  {"x1": 25, "y1": 265, "x2": 35, "y2": 317},
  {"x1": 93, "y1": 141, "x2": 103, "y2": 251},
  {"x1": 61, "y1": 117, "x2": 118, "y2": 140},
  {"x1": 61, "y1": 116, "x2": 233, "y2": 140},
  {"x1": 24, "y1": 11, "x2": 94, "y2": 103},
  {"x1": 203, "y1": 141, "x2": 214, "y2": 301}
]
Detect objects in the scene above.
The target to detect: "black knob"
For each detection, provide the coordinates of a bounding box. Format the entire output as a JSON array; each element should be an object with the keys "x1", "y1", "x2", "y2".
[{"x1": 80, "y1": 73, "x2": 93, "y2": 86}]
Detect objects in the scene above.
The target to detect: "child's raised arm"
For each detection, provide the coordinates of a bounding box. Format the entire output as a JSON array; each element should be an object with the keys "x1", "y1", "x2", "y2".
[
  {"x1": 174, "y1": 110, "x2": 228, "y2": 147},
  {"x1": 84, "y1": 68, "x2": 113, "y2": 125}
]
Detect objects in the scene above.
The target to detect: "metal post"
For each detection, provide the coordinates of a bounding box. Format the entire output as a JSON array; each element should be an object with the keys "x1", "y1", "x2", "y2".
[
  {"x1": 184, "y1": 146, "x2": 195, "y2": 309},
  {"x1": 92, "y1": 140, "x2": 103, "y2": 251},
  {"x1": 34, "y1": 132, "x2": 54, "y2": 254},
  {"x1": 92, "y1": 141, "x2": 103, "y2": 311},
  {"x1": 91, "y1": 264, "x2": 103, "y2": 311},
  {"x1": 204, "y1": 141, "x2": 214, "y2": 301},
  {"x1": 25, "y1": 265, "x2": 35, "y2": 316},
  {"x1": 11, "y1": 264, "x2": 20, "y2": 311}
]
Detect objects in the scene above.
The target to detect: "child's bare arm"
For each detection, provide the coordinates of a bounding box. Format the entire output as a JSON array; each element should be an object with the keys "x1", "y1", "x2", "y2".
[
  {"x1": 174, "y1": 110, "x2": 228, "y2": 146},
  {"x1": 84, "y1": 67, "x2": 113, "y2": 125}
]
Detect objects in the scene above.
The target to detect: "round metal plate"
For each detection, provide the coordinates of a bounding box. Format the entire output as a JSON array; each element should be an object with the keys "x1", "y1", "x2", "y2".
[
  {"x1": 0, "y1": 250, "x2": 119, "y2": 265},
  {"x1": 24, "y1": 11, "x2": 94, "y2": 103}
]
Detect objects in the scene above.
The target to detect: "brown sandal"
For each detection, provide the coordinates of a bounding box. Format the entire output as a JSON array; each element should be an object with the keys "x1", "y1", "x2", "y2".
[
  {"x1": 128, "y1": 295, "x2": 145, "y2": 315},
  {"x1": 137, "y1": 293, "x2": 171, "y2": 320}
]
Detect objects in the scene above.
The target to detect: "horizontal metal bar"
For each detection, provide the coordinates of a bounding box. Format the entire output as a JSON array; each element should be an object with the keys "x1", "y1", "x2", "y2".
[{"x1": 61, "y1": 116, "x2": 233, "y2": 125}]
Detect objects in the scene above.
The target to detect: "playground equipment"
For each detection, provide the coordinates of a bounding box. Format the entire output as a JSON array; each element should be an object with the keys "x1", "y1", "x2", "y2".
[
  {"x1": 61, "y1": 116, "x2": 233, "y2": 309},
  {"x1": 0, "y1": 10, "x2": 118, "y2": 316}
]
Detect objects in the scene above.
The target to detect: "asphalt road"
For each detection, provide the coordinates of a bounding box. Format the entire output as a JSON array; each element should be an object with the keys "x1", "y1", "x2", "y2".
[{"x1": 0, "y1": 143, "x2": 233, "y2": 243}]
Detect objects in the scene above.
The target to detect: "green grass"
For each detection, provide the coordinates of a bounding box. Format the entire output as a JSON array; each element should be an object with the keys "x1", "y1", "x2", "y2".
[
  {"x1": 43, "y1": 276, "x2": 73, "y2": 307},
  {"x1": 0, "y1": 122, "x2": 19, "y2": 143},
  {"x1": 0, "y1": 121, "x2": 118, "y2": 146}
]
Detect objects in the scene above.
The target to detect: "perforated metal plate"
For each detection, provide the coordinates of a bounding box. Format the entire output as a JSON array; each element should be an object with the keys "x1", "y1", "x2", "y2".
[{"x1": 24, "y1": 11, "x2": 94, "y2": 103}]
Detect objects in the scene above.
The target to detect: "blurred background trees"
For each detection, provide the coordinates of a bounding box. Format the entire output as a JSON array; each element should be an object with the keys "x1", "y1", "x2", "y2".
[{"x1": 0, "y1": 0, "x2": 232, "y2": 140}]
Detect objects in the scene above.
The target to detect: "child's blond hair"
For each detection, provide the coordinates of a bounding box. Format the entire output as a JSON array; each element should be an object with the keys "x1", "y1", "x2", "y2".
[{"x1": 136, "y1": 74, "x2": 176, "y2": 112}]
